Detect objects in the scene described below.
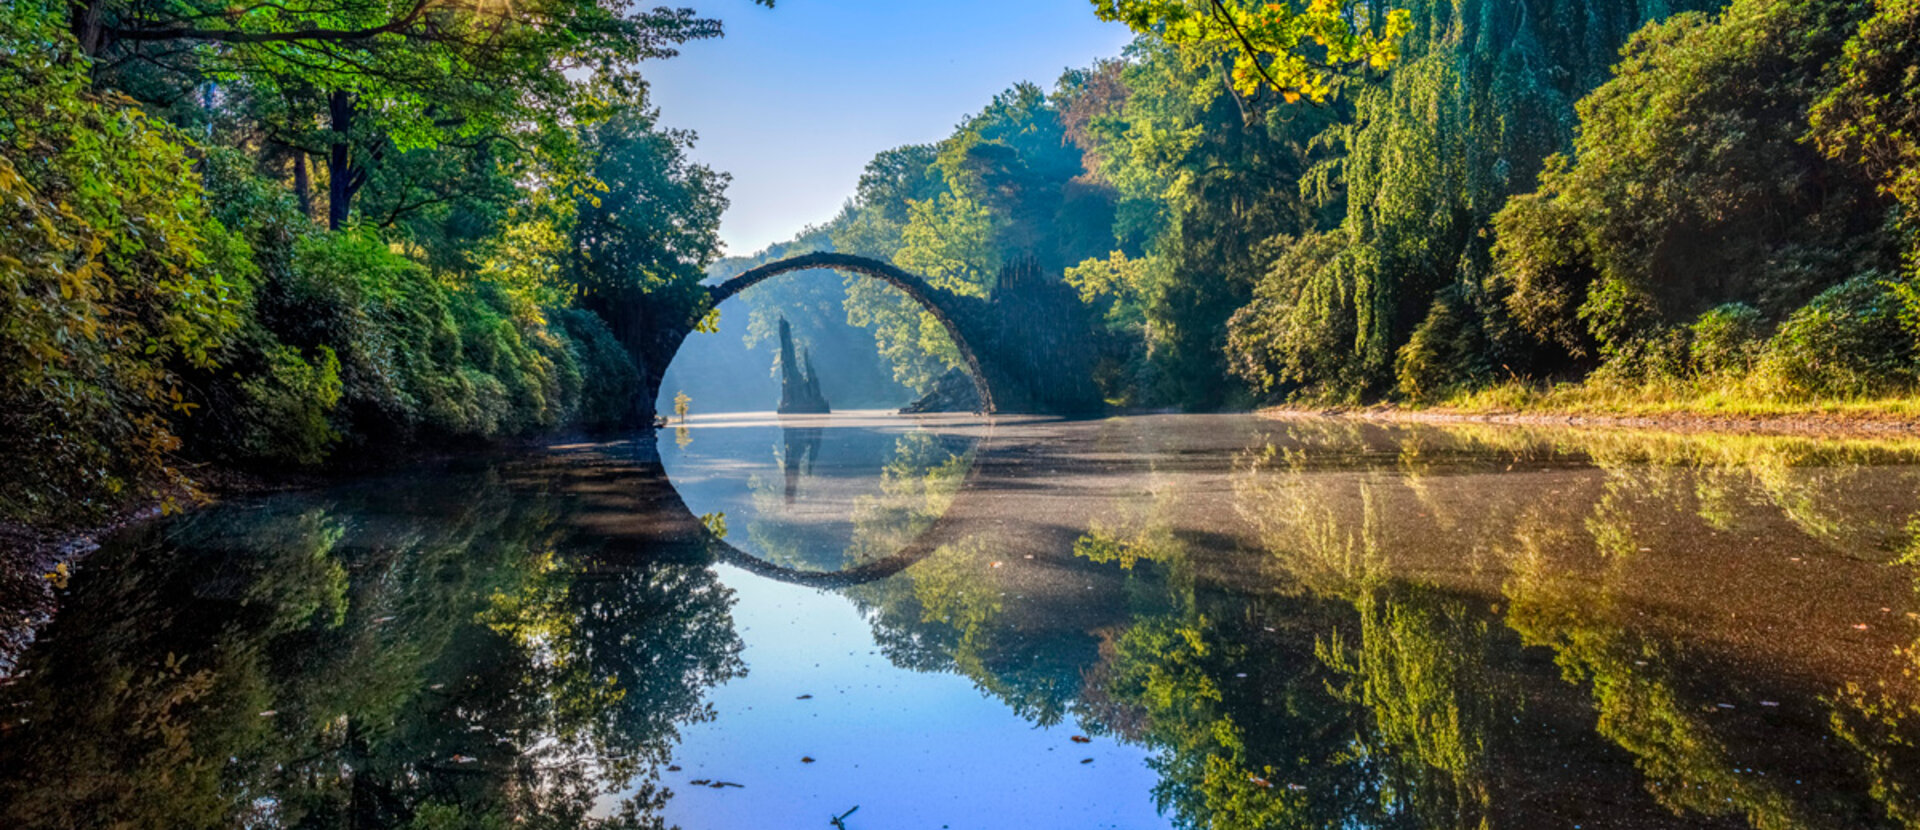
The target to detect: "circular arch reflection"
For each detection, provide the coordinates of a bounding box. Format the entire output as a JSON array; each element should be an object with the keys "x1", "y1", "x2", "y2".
[{"x1": 651, "y1": 415, "x2": 992, "y2": 589}]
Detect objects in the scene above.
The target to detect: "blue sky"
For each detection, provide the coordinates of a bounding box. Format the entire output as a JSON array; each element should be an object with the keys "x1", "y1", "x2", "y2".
[{"x1": 639, "y1": 0, "x2": 1135, "y2": 256}]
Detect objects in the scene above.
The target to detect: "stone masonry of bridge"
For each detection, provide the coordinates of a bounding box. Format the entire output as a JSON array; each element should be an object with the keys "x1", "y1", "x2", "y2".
[{"x1": 618, "y1": 252, "x2": 1103, "y2": 423}]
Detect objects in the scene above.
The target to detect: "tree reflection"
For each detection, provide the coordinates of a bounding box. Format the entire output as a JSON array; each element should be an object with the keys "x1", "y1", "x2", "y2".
[
  {"x1": 852, "y1": 419, "x2": 1920, "y2": 829},
  {"x1": 0, "y1": 468, "x2": 744, "y2": 829},
  {"x1": 743, "y1": 428, "x2": 971, "y2": 573}
]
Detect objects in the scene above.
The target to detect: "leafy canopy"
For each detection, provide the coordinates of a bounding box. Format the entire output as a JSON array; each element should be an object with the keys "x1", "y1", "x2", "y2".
[{"x1": 1091, "y1": 0, "x2": 1412, "y2": 104}]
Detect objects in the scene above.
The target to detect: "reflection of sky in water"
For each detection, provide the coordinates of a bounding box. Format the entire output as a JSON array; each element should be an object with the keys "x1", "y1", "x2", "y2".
[
  {"x1": 21, "y1": 414, "x2": 1920, "y2": 830},
  {"x1": 660, "y1": 411, "x2": 984, "y2": 571},
  {"x1": 657, "y1": 566, "x2": 1166, "y2": 830},
  {"x1": 645, "y1": 411, "x2": 1170, "y2": 829}
]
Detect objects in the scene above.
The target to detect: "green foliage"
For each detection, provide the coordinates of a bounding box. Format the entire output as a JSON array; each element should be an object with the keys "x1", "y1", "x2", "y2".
[
  {"x1": 566, "y1": 108, "x2": 729, "y2": 301},
  {"x1": 1496, "y1": 0, "x2": 1894, "y2": 356},
  {"x1": 824, "y1": 80, "x2": 1124, "y2": 398},
  {"x1": 238, "y1": 345, "x2": 344, "y2": 465},
  {"x1": 0, "y1": 0, "x2": 729, "y2": 522},
  {"x1": 565, "y1": 105, "x2": 730, "y2": 402},
  {"x1": 1758, "y1": 276, "x2": 1915, "y2": 397},
  {"x1": 839, "y1": 193, "x2": 999, "y2": 394},
  {"x1": 1226, "y1": 232, "x2": 1361, "y2": 398},
  {"x1": 1688, "y1": 303, "x2": 1765, "y2": 376},
  {"x1": 0, "y1": 4, "x2": 250, "y2": 523},
  {"x1": 1394, "y1": 286, "x2": 1498, "y2": 401},
  {"x1": 1491, "y1": 177, "x2": 1601, "y2": 363},
  {"x1": 1092, "y1": 0, "x2": 1412, "y2": 104},
  {"x1": 1084, "y1": 39, "x2": 1335, "y2": 405},
  {"x1": 1812, "y1": 0, "x2": 1920, "y2": 228},
  {"x1": 278, "y1": 233, "x2": 634, "y2": 444}
]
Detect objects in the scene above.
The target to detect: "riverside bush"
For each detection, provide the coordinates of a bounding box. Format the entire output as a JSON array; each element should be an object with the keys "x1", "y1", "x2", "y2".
[
  {"x1": 1757, "y1": 275, "x2": 1914, "y2": 396},
  {"x1": 1688, "y1": 304, "x2": 1765, "y2": 376},
  {"x1": 274, "y1": 233, "x2": 638, "y2": 451},
  {"x1": 0, "y1": 6, "x2": 251, "y2": 523}
]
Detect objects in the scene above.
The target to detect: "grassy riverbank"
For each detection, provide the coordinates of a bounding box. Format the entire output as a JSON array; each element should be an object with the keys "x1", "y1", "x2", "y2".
[
  {"x1": 1274, "y1": 379, "x2": 1920, "y2": 437},
  {"x1": 1443, "y1": 380, "x2": 1920, "y2": 421}
]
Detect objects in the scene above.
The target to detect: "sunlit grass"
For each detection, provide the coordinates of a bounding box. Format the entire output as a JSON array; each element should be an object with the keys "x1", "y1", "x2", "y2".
[{"x1": 1433, "y1": 377, "x2": 1920, "y2": 421}]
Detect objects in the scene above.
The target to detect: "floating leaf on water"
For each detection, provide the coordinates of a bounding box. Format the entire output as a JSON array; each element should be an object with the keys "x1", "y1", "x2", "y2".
[
  {"x1": 450, "y1": 755, "x2": 476, "y2": 764},
  {"x1": 796, "y1": 694, "x2": 813, "y2": 700},
  {"x1": 1080, "y1": 758, "x2": 1094, "y2": 764},
  {"x1": 667, "y1": 765, "x2": 681, "y2": 772},
  {"x1": 690, "y1": 779, "x2": 710, "y2": 786},
  {"x1": 1070, "y1": 735, "x2": 1091, "y2": 743},
  {"x1": 802, "y1": 756, "x2": 815, "y2": 763}
]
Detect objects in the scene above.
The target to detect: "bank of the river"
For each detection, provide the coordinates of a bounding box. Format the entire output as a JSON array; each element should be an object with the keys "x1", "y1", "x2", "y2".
[
  {"x1": 0, "y1": 434, "x2": 584, "y2": 671},
  {"x1": 0, "y1": 464, "x2": 318, "y2": 670},
  {"x1": 1270, "y1": 400, "x2": 1920, "y2": 437}
]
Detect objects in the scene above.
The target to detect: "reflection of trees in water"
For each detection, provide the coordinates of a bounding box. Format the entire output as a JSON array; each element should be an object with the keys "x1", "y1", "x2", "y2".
[
  {"x1": 870, "y1": 420, "x2": 1920, "y2": 830},
  {"x1": 746, "y1": 429, "x2": 971, "y2": 574},
  {"x1": 837, "y1": 430, "x2": 1092, "y2": 723},
  {"x1": 848, "y1": 535, "x2": 1106, "y2": 727},
  {"x1": 1236, "y1": 424, "x2": 1920, "y2": 829},
  {"x1": 0, "y1": 474, "x2": 744, "y2": 829}
]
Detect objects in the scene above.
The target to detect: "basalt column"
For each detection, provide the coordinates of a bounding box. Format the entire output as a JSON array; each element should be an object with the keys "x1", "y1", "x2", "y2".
[{"x1": 776, "y1": 318, "x2": 831, "y2": 415}]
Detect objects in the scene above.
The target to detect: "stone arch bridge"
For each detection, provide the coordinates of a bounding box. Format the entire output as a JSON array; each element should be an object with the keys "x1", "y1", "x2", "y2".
[{"x1": 602, "y1": 252, "x2": 1102, "y2": 421}]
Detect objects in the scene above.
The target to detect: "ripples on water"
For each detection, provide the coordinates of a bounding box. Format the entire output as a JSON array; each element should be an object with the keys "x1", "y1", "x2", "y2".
[{"x1": 6, "y1": 412, "x2": 1920, "y2": 828}]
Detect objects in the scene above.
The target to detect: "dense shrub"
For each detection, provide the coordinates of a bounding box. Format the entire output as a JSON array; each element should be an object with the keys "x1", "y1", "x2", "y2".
[
  {"x1": 1688, "y1": 304, "x2": 1765, "y2": 376},
  {"x1": 1395, "y1": 287, "x2": 1499, "y2": 402},
  {"x1": 236, "y1": 346, "x2": 344, "y2": 465},
  {"x1": 0, "y1": 6, "x2": 252, "y2": 523},
  {"x1": 272, "y1": 233, "x2": 638, "y2": 451},
  {"x1": 1492, "y1": 0, "x2": 1897, "y2": 356},
  {"x1": 1757, "y1": 276, "x2": 1914, "y2": 396},
  {"x1": 1226, "y1": 233, "x2": 1366, "y2": 400}
]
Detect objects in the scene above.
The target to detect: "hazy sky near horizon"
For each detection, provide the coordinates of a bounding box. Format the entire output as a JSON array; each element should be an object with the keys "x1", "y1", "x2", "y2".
[{"x1": 639, "y1": 0, "x2": 1134, "y2": 257}]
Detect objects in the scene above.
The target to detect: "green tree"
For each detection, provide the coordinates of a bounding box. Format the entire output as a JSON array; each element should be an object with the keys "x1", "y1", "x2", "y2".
[
  {"x1": 565, "y1": 106, "x2": 730, "y2": 413},
  {"x1": 69, "y1": 0, "x2": 770, "y2": 229},
  {"x1": 1091, "y1": 0, "x2": 1411, "y2": 105},
  {"x1": 0, "y1": 4, "x2": 251, "y2": 522},
  {"x1": 1493, "y1": 0, "x2": 1896, "y2": 364}
]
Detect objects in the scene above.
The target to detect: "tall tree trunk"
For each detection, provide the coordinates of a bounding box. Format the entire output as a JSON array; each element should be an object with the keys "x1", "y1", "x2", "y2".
[
  {"x1": 69, "y1": 0, "x2": 108, "y2": 58},
  {"x1": 326, "y1": 90, "x2": 362, "y2": 231}
]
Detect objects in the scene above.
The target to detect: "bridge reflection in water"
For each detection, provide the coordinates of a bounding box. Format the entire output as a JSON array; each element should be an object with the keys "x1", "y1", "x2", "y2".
[
  {"x1": 630, "y1": 411, "x2": 999, "y2": 589},
  {"x1": 12, "y1": 415, "x2": 1920, "y2": 829}
]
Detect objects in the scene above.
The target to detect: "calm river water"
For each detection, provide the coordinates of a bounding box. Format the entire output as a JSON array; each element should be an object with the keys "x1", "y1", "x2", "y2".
[{"x1": 6, "y1": 412, "x2": 1920, "y2": 829}]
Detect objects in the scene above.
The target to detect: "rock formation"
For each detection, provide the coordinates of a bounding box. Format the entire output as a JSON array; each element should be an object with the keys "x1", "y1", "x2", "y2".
[{"x1": 777, "y1": 317, "x2": 831, "y2": 414}]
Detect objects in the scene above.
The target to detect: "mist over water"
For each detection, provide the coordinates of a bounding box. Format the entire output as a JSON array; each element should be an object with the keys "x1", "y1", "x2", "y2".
[
  {"x1": 660, "y1": 266, "x2": 920, "y2": 416},
  {"x1": 13, "y1": 414, "x2": 1920, "y2": 829}
]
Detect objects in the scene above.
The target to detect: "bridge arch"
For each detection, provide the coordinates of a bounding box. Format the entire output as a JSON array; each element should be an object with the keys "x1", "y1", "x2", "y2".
[
  {"x1": 621, "y1": 424, "x2": 994, "y2": 590},
  {"x1": 701, "y1": 252, "x2": 997, "y2": 414}
]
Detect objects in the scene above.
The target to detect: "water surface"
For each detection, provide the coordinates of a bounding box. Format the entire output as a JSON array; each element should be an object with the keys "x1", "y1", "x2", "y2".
[{"x1": 7, "y1": 413, "x2": 1920, "y2": 829}]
